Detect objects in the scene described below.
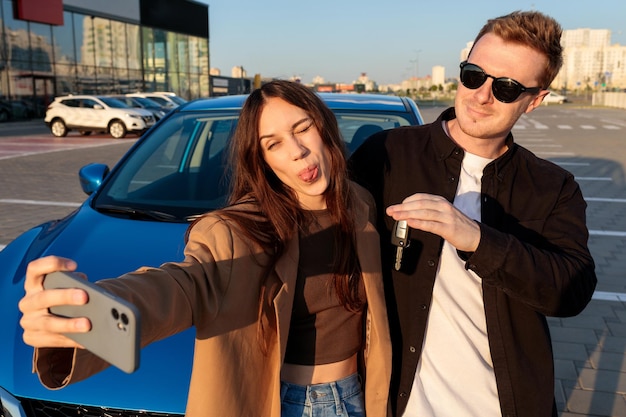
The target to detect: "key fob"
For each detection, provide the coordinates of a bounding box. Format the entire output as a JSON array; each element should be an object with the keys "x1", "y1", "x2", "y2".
[{"x1": 391, "y1": 220, "x2": 410, "y2": 248}]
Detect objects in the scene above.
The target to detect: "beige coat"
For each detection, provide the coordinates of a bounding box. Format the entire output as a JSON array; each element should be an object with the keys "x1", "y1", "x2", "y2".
[{"x1": 35, "y1": 183, "x2": 392, "y2": 416}]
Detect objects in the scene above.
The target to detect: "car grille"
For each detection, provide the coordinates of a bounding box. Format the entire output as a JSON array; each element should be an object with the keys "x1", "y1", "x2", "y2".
[
  {"x1": 142, "y1": 115, "x2": 155, "y2": 123},
  {"x1": 16, "y1": 397, "x2": 182, "y2": 417}
]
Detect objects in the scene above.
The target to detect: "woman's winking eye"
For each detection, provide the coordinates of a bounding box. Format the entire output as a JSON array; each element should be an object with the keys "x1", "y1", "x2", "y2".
[
  {"x1": 261, "y1": 118, "x2": 314, "y2": 151},
  {"x1": 294, "y1": 120, "x2": 313, "y2": 135}
]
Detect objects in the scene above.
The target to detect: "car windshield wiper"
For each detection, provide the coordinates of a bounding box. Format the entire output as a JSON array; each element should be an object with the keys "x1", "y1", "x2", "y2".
[
  {"x1": 95, "y1": 204, "x2": 181, "y2": 222},
  {"x1": 184, "y1": 212, "x2": 210, "y2": 221}
]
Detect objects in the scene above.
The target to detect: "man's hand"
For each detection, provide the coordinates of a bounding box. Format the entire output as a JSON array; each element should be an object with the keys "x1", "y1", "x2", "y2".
[{"x1": 386, "y1": 193, "x2": 481, "y2": 252}]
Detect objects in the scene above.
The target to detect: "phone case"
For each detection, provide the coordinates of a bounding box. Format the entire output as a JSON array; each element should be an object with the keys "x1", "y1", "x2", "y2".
[{"x1": 43, "y1": 271, "x2": 141, "y2": 373}]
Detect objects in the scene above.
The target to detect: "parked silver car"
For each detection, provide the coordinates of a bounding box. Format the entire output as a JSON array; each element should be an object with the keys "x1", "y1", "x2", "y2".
[
  {"x1": 110, "y1": 95, "x2": 169, "y2": 120},
  {"x1": 126, "y1": 92, "x2": 186, "y2": 110}
]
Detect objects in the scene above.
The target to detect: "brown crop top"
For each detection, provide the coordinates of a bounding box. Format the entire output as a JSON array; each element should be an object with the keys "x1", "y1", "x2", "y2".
[{"x1": 283, "y1": 209, "x2": 365, "y2": 366}]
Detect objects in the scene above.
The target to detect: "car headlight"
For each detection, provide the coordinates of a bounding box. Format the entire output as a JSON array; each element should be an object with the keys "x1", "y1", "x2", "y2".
[
  {"x1": 0, "y1": 387, "x2": 27, "y2": 417},
  {"x1": 127, "y1": 114, "x2": 142, "y2": 119}
]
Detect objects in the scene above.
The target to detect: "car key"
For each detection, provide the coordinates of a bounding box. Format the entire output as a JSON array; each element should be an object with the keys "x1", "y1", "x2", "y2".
[{"x1": 391, "y1": 220, "x2": 410, "y2": 271}]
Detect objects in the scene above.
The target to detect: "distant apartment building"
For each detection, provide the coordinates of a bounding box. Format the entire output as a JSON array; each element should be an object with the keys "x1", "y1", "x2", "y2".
[
  {"x1": 552, "y1": 28, "x2": 625, "y2": 90},
  {"x1": 432, "y1": 66, "x2": 445, "y2": 87},
  {"x1": 355, "y1": 72, "x2": 377, "y2": 92},
  {"x1": 231, "y1": 66, "x2": 247, "y2": 78},
  {"x1": 460, "y1": 42, "x2": 472, "y2": 64}
]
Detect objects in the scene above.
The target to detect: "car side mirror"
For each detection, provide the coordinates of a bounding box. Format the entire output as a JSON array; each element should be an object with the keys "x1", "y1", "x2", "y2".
[
  {"x1": 79, "y1": 163, "x2": 110, "y2": 195},
  {"x1": 93, "y1": 104, "x2": 104, "y2": 110}
]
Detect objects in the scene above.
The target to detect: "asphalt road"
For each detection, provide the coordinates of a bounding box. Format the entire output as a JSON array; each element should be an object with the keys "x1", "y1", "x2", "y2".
[{"x1": 1, "y1": 104, "x2": 626, "y2": 416}]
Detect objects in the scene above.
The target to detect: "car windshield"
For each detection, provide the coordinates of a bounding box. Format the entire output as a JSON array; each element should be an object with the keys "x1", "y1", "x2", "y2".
[
  {"x1": 148, "y1": 96, "x2": 176, "y2": 107},
  {"x1": 168, "y1": 95, "x2": 187, "y2": 105},
  {"x1": 93, "y1": 107, "x2": 415, "y2": 222},
  {"x1": 133, "y1": 96, "x2": 160, "y2": 107},
  {"x1": 99, "y1": 96, "x2": 130, "y2": 108}
]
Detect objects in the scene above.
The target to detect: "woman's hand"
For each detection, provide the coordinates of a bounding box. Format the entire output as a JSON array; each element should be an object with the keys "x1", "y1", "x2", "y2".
[{"x1": 18, "y1": 256, "x2": 90, "y2": 348}]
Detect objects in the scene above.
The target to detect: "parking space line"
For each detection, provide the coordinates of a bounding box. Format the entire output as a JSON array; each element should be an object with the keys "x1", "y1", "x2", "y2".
[
  {"x1": 586, "y1": 197, "x2": 626, "y2": 203},
  {"x1": 589, "y1": 230, "x2": 626, "y2": 237},
  {"x1": 0, "y1": 199, "x2": 81, "y2": 207},
  {"x1": 593, "y1": 291, "x2": 626, "y2": 301},
  {"x1": 0, "y1": 142, "x2": 125, "y2": 160},
  {"x1": 535, "y1": 151, "x2": 576, "y2": 156},
  {"x1": 0, "y1": 136, "x2": 136, "y2": 160},
  {"x1": 556, "y1": 162, "x2": 590, "y2": 166},
  {"x1": 501, "y1": 122, "x2": 621, "y2": 131},
  {"x1": 575, "y1": 177, "x2": 613, "y2": 181}
]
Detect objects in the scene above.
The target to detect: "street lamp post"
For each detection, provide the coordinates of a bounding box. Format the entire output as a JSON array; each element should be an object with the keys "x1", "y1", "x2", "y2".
[
  {"x1": 240, "y1": 66, "x2": 245, "y2": 94},
  {"x1": 410, "y1": 50, "x2": 422, "y2": 98},
  {"x1": 411, "y1": 49, "x2": 422, "y2": 79}
]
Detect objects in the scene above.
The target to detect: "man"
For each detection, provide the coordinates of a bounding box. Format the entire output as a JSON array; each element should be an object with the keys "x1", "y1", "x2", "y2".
[{"x1": 349, "y1": 11, "x2": 597, "y2": 417}]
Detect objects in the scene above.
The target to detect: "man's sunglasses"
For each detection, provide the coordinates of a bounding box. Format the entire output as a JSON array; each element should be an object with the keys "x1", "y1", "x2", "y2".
[{"x1": 459, "y1": 61, "x2": 542, "y2": 103}]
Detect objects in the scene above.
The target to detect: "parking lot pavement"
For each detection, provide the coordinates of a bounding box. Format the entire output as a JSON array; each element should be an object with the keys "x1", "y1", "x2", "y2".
[
  {"x1": 0, "y1": 134, "x2": 134, "y2": 248},
  {"x1": 513, "y1": 107, "x2": 626, "y2": 417},
  {"x1": 0, "y1": 135, "x2": 128, "y2": 160},
  {"x1": 2, "y1": 107, "x2": 626, "y2": 416}
]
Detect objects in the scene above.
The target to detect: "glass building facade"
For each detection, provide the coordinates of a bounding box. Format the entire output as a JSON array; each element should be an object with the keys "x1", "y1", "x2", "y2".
[{"x1": 0, "y1": 0, "x2": 209, "y2": 118}]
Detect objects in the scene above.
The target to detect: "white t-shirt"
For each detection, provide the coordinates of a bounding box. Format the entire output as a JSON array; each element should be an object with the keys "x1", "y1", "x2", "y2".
[{"x1": 403, "y1": 150, "x2": 502, "y2": 417}]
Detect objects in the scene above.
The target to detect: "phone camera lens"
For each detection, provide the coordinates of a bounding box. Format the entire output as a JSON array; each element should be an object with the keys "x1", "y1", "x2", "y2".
[
  {"x1": 111, "y1": 308, "x2": 119, "y2": 320},
  {"x1": 121, "y1": 313, "x2": 129, "y2": 325}
]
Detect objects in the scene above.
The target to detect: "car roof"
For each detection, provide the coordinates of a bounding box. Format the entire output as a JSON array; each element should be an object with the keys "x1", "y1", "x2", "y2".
[
  {"x1": 55, "y1": 95, "x2": 116, "y2": 100},
  {"x1": 180, "y1": 92, "x2": 414, "y2": 113}
]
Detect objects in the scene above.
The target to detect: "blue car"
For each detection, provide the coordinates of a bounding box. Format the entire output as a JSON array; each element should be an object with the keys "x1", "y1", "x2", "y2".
[{"x1": 0, "y1": 92, "x2": 422, "y2": 417}]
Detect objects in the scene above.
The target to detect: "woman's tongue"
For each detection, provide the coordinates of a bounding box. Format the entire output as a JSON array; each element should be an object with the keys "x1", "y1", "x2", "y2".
[{"x1": 299, "y1": 166, "x2": 318, "y2": 183}]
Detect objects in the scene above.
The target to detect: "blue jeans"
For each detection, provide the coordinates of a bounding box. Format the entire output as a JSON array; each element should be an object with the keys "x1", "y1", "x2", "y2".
[{"x1": 280, "y1": 373, "x2": 365, "y2": 417}]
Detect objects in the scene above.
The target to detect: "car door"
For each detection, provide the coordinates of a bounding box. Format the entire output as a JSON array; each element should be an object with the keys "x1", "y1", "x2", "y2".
[
  {"x1": 80, "y1": 98, "x2": 108, "y2": 129},
  {"x1": 57, "y1": 98, "x2": 80, "y2": 126}
]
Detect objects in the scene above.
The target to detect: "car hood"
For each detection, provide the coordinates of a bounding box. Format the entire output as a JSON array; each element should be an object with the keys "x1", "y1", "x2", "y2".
[{"x1": 0, "y1": 202, "x2": 193, "y2": 414}]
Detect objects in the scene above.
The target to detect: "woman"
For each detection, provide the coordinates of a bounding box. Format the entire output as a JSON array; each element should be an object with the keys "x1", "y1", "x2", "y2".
[{"x1": 19, "y1": 80, "x2": 391, "y2": 417}]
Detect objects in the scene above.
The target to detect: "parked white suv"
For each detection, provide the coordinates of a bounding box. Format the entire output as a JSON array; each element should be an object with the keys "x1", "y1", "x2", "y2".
[{"x1": 44, "y1": 95, "x2": 156, "y2": 138}]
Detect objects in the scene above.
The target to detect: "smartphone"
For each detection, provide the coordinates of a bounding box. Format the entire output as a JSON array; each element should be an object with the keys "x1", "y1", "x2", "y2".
[{"x1": 43, "y1": 271, "x2": 141, "y2": 373}]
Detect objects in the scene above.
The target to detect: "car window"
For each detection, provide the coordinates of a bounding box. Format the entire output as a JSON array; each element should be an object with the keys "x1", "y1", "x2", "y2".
[
  {"x1": 61, "y1": 99, "x2": 80, "y2": 108},
  {"x1": 100, "y1": 96, "x2": 129, "y2": 108},
  {"x1": 81, "y1": 99, "x2": 100, "y2": 109},
  {"x1": 113, "y1": 97, "x2": 135, "y2": 107},
  {"x1": 96, "y1": 111, "x2": 239, "y2": 219},
  {"x1": 168, "y1": 95, "x2": 187, "y2": 105},
  {"x1": 145, "y1": 96, "x2": 172, "y2": 107},
  {"x1": 133, "y1": 97, "x2": 157, "y2": 107},
  {"x1": 333, "y1": 111, "x2": 415, "y2": 154}
]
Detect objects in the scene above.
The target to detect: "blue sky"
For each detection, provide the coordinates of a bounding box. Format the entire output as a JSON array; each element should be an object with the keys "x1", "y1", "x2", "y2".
[{"x1": 198, "y1": 0, "x2": 625, "y2": 85}]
